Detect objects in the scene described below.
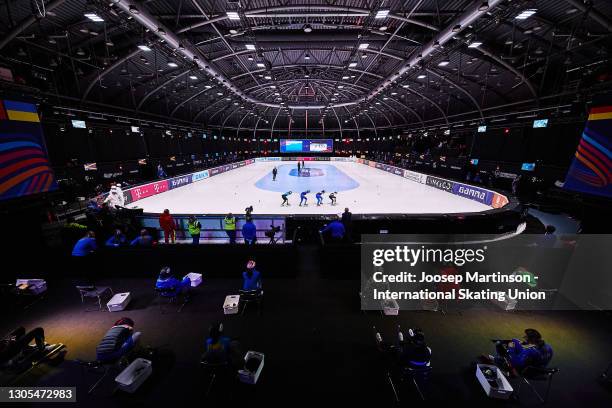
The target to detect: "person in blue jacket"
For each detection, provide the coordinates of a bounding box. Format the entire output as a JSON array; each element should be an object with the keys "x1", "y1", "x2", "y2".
[
  {"x1": 105, "y1": 229, "x2": 127, "y2": 247},
  {"x1": 299, "y1": 190, "x2": 310, "y2": 206},
  {"x1": 155, "y1": 267, "x2": 191, "y2": 297},
  {"x1": 157, "y1": 163, "x2": 167, "y2": 179},
  {"x1": 490, "y1": 328, "x2": 553, "y2": 373},
  {"x1": 319, "y1": 215, "x2": 346, "y2": 241},
  {"x1": 242, "y1": 217, "x2": 257, "y2": 245},
  {"x1": 316, "y1": 190, "x2": 325, "y2": 206},
  {"x1": 242, "y1": 260, "x2": 262, "y2": 292},
  {"x1": 203, "y1": 322, "x2": 232, "y2": 364},
  {"x1": 130, "y1": 229, "x2": 154, "y2": 247},
  {"x1": 71, "y1": 231, "x2": 97, "y2": 256}
]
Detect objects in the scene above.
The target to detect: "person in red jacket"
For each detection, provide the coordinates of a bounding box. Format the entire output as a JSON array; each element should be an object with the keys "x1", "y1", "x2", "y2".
[{"x1": 159, "y1": 209, "x2": 176, "y2": 244}]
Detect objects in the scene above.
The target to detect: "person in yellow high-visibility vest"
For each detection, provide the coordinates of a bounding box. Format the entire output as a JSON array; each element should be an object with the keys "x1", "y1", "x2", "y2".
[
  {"x1": 224, "y1": 213, "x2": 237, "y2": 244},
  {"x1": 187, "y1": 216, "x2": 201, "y2": 245}
]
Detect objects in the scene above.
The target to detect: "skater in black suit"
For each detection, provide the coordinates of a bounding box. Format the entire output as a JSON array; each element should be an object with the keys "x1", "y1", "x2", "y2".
[{"x1": 272, "y1": 167, "x2": 278, "y2": 181}]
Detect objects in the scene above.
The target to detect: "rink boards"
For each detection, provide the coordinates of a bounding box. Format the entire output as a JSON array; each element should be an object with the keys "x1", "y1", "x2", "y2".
[{"x1": 114, "y1": 156, "x2": 508, "y2": 211}]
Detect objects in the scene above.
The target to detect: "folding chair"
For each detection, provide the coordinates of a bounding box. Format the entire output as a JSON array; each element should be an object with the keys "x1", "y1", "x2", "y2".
[
  {"x1": 515, "y1": 365, "x2": 559, "y2": 404},
  {"x1": 201, "y1": 355, "x2": 231, "y2": 397},
  {"x1": 239, "y1": 289, "x2": 263, "y2": 315},
  {"x1": 76, "y1": 286, "x2": 113, "y2": 311},
  {"x1": 154, "y1": 287, "x2": 188, "y2": 313}
]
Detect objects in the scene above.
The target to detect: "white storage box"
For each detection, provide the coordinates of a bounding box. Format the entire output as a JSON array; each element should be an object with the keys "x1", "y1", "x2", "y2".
[
  {"x1": 184, "y1": 272, "x2": 202, "y2": 287},
  {"x1": 238, "y1": 351, "x2": 264, "y2": 385},
  {"x1": 107, "y1": 292, "x2": 131, "y2": 312},
  {"x1": 382, "y1": 299, "x2": 399, "y2": 315},
  {"x1": 16, "y1": 279, "x2": 47, "y2": 295},
  {"x1": 476, "y1": 364, "x2": 514, "y2": 399},
  {"x1": 223, "y1": 295, "x2": 240, "y2": 315},
  {"x1": 115, "y1": 358, "x2": 152, "y2": 393}
]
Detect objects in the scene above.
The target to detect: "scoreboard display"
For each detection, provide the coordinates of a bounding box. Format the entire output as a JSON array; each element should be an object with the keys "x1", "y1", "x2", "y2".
[{"x1": 280, "y1": 139, "x2": 333, "y2": 153}]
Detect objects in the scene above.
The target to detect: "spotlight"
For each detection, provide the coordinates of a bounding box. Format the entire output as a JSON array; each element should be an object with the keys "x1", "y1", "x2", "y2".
[{"x1": 478, "y1": 2, "x2": 489, "y2": 12}]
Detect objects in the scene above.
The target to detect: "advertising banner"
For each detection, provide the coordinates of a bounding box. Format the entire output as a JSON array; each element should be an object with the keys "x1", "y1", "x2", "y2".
[
  {"x1": 564, "y1": 104, "x2": 612, "y2": 198},
  {"x1": 192, "y1": 170, "x2": 210, "y2": 182},
  {"x1": 128, "y1": 180, "x2": 169, "y2": 201},
  {"x1": 425, "y1": 175, "x2": 454, "y2": 192},
  {"x1": 169, "y1": 174, "x2": 193, "y2": 190},
  {"x1": 492, "y1": 193, "x2": 510, "y2": 209},
  {"x1": 452, "y1": 182, "x2": 494, "y2": 205},
  {"x1": 403, "y1": 170, "x2": 425, "y2": 184}
]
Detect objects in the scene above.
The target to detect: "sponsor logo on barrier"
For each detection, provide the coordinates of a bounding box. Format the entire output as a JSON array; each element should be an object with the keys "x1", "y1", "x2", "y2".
[
  {"x1": 452, "y1": 183, "x2": 493, "y2": 205},
  {"x1": 426, "y1": 175, "x2": 453, "y2": 192},
  {"x1": 393, "y1": 168, "x2": 403, "y2": 176},
  {"x1": 404, "y1": 170, "x2": 425, "y2": 184},
  {"x1": 375, "y1": 163, "x2": 384, "y2": 169},
  {"x1": 246, "y1": 159, "x2": 255, "y2": 164},
  {"x1": 169, "y1": 174, "x2": 193, "y2": 190},
  {"x1": 129, "y1": 180, "x2": 169, "y2": 201},
  {"x1": 492, "y1": 193, "x2": 509, "y2": 208},
  {"x1": 232, "y1": 164, "x2": 239, "y2": 169},
  {"x1": 210, "y1": 167, "x2": 221, "y2": 176},
  {"x1": 192, "y1": 170, "x2": 210, "y2": 182}
]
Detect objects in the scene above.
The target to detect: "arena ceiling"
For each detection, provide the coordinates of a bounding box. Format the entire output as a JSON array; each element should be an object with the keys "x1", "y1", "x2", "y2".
[{"x1": 1, "y1": 0, "x2": 611, "y2": 133}]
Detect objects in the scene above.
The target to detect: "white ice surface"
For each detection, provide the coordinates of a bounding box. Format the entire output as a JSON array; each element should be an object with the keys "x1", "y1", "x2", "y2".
[{"x1": 126, "y1": 161, "x2": 491, "y2": 215}]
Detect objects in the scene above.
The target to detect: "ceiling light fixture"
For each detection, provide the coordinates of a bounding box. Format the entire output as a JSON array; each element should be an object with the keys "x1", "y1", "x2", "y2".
[
  {"x1": 468, "y1": 41, "x2": 483, "y2": 48},
  {"x1": 226, "y1": 11, "x2": 240, "y2": 20},
  {"x1": 358, "y1": 43, "x2": 369, "y2": 49},
  {"x1": 245, "y1": 44, "x2": 256, "y2": 50},
  {"x1": 84, "y1": 12, "x2": 104, "y2": 22},
  {"x1": 515, "y1": 9, "x2": 537, "y2": 20},
  {"x1": 478, "y1": 2, "x2": 489, "y2": 12},
  {"x1": 303, "y1": 23, "x2": 313, "y2": 33},
  {"x1": 375, "y1": 10, "x2": 390, "y2": 19}
]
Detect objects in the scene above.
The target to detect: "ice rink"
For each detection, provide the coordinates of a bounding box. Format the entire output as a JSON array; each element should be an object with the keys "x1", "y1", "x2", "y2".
[{"x1": 126, "y1": 161, "x2": 491, "y2": 215}]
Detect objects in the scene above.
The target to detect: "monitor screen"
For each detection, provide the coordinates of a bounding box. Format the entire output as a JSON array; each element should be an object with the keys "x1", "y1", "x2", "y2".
[
  {"x1": 131, "y1": 126, "x2": 140, "y2": 133},
  {"x1": 470, "y1": 159, "x2": 479, "y2": 165},
  {"x1": 477, "y1": 125, "x2": 487, "y2": 133},
  {"x1": 84, "y1": 162, "x2": 97, "y2": 171},
  {"x1": 533, "y1": 119, "x2": 548, "y2": 128},
  {"x1": 71, "y1": 120, "x2": 86, "y2": 129},
  {"x1": 280, "y1": 139, "x2": 333, "y2": 153},
  {"x1": 521, "y1": 162, "x2": 536, "y2": 171}
]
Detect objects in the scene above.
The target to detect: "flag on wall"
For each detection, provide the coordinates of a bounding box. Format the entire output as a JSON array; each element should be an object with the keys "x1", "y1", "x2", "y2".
[{"x1": 0, "y1": 100, "x2": 40, "y2": 122}]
